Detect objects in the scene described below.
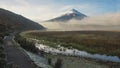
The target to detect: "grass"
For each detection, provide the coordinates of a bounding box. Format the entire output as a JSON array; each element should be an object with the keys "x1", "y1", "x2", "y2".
[
  {"x1": 15, "y1": 34, "x2": 39, "y2": 54},
  {"x1": 24, "y1": 31, "x2": 120, "y2": 57}
]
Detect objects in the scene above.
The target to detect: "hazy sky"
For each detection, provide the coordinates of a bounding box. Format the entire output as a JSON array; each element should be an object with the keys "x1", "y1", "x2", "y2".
[{"x1": 0, "y1": 0, "x2": 119, "y2": 21}]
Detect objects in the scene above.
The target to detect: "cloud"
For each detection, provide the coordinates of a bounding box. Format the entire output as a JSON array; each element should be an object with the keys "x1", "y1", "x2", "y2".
[
  {"x1": 69, "y1": 13, "x2": 120, "y2": 25},
  {"x1": 0, "y1": 0, "x2": 92, "y2": 21},
  {"x1": 0, "y1": 0, "x2": 118, "y2": 21},
  {"x1": 39, "y1": 13, "x2": 120, "y2": 31}
]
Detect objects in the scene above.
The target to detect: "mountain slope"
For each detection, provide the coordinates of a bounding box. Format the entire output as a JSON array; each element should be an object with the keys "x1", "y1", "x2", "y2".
[
  {"x1": 0, "y1": 8, "x2": 44, "y2": 32},
  {"x1": 47, "y1": 9, "x2": 87, "y2": 22}
]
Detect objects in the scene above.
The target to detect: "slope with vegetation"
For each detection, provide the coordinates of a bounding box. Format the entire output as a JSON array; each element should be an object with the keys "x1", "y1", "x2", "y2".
[
  {"x1": 0, "y1": 24, "x2": 10, "y2": 68},
  {"x1": 0, "y1": 8, "x2": 44, "y2": 68},
  {"x1": 0, "y1": 8, "x2": 44, "y2": 31}
]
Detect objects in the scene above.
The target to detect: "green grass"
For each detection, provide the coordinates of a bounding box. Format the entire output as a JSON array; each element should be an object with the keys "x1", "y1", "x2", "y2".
[{"x1": 23, "y1": 31, "x2": 120, "y2": 57}]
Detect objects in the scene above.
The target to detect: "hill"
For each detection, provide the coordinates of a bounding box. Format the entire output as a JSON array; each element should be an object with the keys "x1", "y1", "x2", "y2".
[{"x1": 0, "y1": 8, "x2": 44, "y2": 32}]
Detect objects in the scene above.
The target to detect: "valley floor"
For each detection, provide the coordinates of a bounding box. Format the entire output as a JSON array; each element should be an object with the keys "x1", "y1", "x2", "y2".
[{"x1": 21, "y1": 30, "x2": 120, "y2": 68}]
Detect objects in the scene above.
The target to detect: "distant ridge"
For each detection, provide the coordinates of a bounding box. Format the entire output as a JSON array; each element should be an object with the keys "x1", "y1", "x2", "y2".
[
  {"x1": 47, "y1": 9, "x2": 87, "y2": 22},
  {"x1": 0, "y1": 8, "x2": 45, "y2": 32}
]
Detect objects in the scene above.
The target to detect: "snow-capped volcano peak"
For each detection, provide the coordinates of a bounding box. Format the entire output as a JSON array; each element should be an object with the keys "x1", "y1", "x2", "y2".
[
  {"x1": 66, "y1": 9, "x2": 81, "y2": 15},
  {"x1": 46, "y1": 9, "x2": 87, "y2": 22}
]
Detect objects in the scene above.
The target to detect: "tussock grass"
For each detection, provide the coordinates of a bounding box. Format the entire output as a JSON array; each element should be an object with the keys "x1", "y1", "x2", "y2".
[{"x1": 24, "y1": 31, "x2": 120, "y2": 57}]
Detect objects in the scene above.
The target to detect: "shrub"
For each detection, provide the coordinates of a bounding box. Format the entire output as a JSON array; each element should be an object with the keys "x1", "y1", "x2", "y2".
[
  {"x1": 0, "y1": 44, "x2": 6, "y2": 68},
  {"x1": 54, "y1": 58, "x2": 62, "y2": 68},
  {"x1": 48, "y1": 58, "x2": 52, "y2": 65},
  {"x1": 15, "y1": 35, "x2": 39, "y2": 53}
]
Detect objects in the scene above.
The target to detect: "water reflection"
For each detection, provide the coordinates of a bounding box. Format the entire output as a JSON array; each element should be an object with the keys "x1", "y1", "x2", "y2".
[{"x1": 35, "y1": 43, "x2": 120, "y2": 62}]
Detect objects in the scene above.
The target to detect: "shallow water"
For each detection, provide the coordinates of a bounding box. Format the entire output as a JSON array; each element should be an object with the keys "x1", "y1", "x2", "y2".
[
  {"x1": 35, "y1": 43, "x2": 120, "y2": 62},
  {"x1": 25, "y1": 50, "x2": 52, "y2": 68},
  {"x1": 25, "y1": 50, "x2": 109, "y2": 68}
]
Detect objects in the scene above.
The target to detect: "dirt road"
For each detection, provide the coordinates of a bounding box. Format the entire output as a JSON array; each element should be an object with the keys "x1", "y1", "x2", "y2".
[{"x1": 3, "y1": 34, "x2": 37, "y2": 68}]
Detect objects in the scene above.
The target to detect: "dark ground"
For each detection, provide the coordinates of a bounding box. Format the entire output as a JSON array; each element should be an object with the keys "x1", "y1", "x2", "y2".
[{"x1": 3, "y1": 34, "x2": 38, "y2": 68}]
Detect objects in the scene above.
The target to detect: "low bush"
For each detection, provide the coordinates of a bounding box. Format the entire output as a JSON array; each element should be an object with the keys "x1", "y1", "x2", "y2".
[
  {"x1": 54, "y1": 58, "x2": 62, "y2": 68},
  {"x1": 0, "y1": 44, "x2": 6, "y2": 68},
  {"x1": 15, "y1": 35, "x2": 39, "y2": 53}
]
